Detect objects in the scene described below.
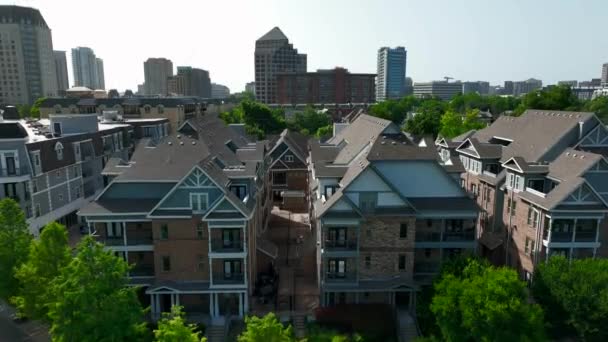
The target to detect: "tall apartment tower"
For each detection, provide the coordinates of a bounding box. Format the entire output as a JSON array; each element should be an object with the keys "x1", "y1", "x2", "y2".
[
  {"x1": 602, "y1": 63, "x2": 608, "y2": 86},
  {"x1": 0, "y1": 6, "x2": 58, "y2": 105},
  {"x1": 53, "y1": 51, "x2": 69, "y2": 94},
  {"x1": 72, "y1": 47, "x2": 104, "y2": 89},
  {"x1": 168, "y1": 66, "x2": 211, "y2": 98},
  {"x1": 376, "y1": 47, "x2": 407, "y2": 101},
  {"x1": 254, "y1": 27, "x2": 306, "y2": 103},
  {"x1": 144, "y1": 58, "x2": 173, "y2": 96}
]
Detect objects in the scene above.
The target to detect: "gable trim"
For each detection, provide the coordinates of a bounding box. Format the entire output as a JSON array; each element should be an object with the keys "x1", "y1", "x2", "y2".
[
  {"x1": 455, "y1": 138, "x2": 480, "y2": 158},
  {"x1": 501, "y1": 157, "x2": 524, "y2": 173}
]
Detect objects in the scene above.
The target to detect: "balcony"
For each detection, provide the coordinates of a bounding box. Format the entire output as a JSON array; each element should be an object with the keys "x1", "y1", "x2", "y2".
[
  {"x1": 103, "y1": 237, "x2": 124, "y2": 246},
  {"x1": 414, "y1": 261, "x2": 441, "y2": 274},
  {"x1": 415, "y1": 231, "x2": 441, "y2": 242},
  {"x1": 325, "y1": 271, "x2": 357, "y2": 283},
  {"x1": 575, "y1": 231, "x2": 597, "y2": 242},
  {"x1": 210, "y1": 239, "x2": 244, "y2": 253},
  {"x1": 0, "y1": 167, "x2": 26, "y2": 177},
  {"x1": 324, "y1": 239, "x2": 358, "y2": 251},
  {"x1": 443, "y1": 231, "x2": 475, "y2": 241},
  {"x1": 213, "y1": 272, "x2": 244, "y2": 285},
  {"x1": 127, "y1": 235, "x2": 154, "y2": 246},
  {"x1": 550, "y1": 231, "x2": 573, "y2": 242},
  {"x1": 129, "y1": 265, "x2": 154, "y2": 277}
]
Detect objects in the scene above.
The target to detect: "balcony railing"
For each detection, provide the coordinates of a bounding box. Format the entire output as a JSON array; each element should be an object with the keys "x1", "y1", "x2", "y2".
[
  {"x1": 443, "y1": 231, "x2": 475, "y2": 241},
  {"x1": 103, "y1": 237, "x2": 124, "y2": 246},
  {"x1": 126, "y1": 236, "x2": 153, "y2": 245},
  {"x1": 0, "y1": 167, "x2": 25, "y2": 177},
  {"x1": 575, "y1": 231, "x2": 597, "y2": 242},
  {"x1": 129, "y1": 265, "x2": 155, "y2": 277},
  {"x1": 324, "y1": 239, "x2": 358, "y2": 251},
  {"x1": 210, "y1": 239, "x2": 244, "y2": 253},
  {"x1": 550, "y1": 231, "x2": 573, "y2": 242},
  {"x1": 414, "y1": 262, "x2": 441, "y2": 274},
  {"x1": 415, "y1": 231, "x2": 441, "y2": 242},
  {"x1": 213, "y1": 272, "x2": 244, "y2": 285},
  {"x1": 325, "y1": 271, "x2": 357, "y2": 282}
]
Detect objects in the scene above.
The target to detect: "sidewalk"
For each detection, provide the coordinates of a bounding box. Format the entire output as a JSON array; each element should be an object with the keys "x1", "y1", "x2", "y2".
[{"x1": 0, "y1": 300, "x2": 50, "y2": 342}]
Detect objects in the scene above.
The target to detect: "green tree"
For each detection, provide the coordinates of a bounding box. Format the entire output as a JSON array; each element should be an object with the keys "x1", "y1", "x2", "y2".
[
  {"x1": 582, "y1": 95, "x2": 608, "y2": 123},
  {"x1": 315, "y1": 125, "x2": 333, "y2": 138},
  {"x1": 293, "y1": 107, "x2": 331, "y2": 136},
  {"x1": 12, "y1": 222, "x2": 71, "y2": 320},
  {"x1": 369, "y1": 95, "x2": 419, "y2": 124},
  {"x1": 404, "y1": 99, "x2": 446, "y2": 137},
  {"x1": 0, "y1": 198, "x2": 32, "y2": 299},
  {"x1": 30, "y1": 97, "x2": 46, "y2": 119},
  {"x1": 431, "y1": 260, "x2": 545, "y2": 342},
  {"x1": 532, "y1": 256, "x2": 608, "y2": 341},
  {"x1": 238, "y1": 313, "x2": 294, "y2": 342},
  {"x1": 219, "y1": 100, "x2": 286, "y2": 138},
  {"x1": 17, "y1": 104, "x2": 32, "y2": 118},
  {"x1": 154, "y1": 305, "x2": 206, "y2": 342},
  {"x1": 438, "y1": 111, "x2": 464, "y2": 138},
  {"x1": 48, "y1": 236, "x2": 146, "y2": 341},
  {"x1": 514, "y1": 85, "x2": 581, "y2": 115}
]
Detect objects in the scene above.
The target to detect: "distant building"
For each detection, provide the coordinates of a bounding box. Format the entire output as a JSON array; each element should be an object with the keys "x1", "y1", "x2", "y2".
[
  {"x1": 277, "y1": 67, "x2": 376, "y2": 104},
  {"x1": 167, "y1": 66, "x2": 211, "y2": 98},
  {"x1": 211, "y1": 83, "x2": 230, "y2": 99},
  {"x1": 137, "y1": 84, "x2": 145, "y2": 95},
  {"x1": 255, "y1": 27, "x2": 306, "y2": 103},
  {"x1": 462, "y1": 81, "x2": 490, "y2": 95},
  {"x1": 581, "y1": 78, "x2": 603, "y2": 88},
  {"x1": 54, "y1": 51, "x2": 69, "y2": 95},
  {"x1": 512, "y1": 78, "x2": 542, "y2": 96},
  {"x1": 245, "y1": 82, "x2": 256, "y2": 95},
  {"x1": 413, "y1": 81, "x2": 462, "y2": 100},
  {"x1": 144, "y1": 57, "x2": 173, "y2": 96},
  {"x1": 0, "y1": 6, "x2": 58, "y2": 105},
  {"x1": 404, "y1": 77, "x2": 413, "y2": 96},
  {"x1": 503, "y1": 81, "x2": 514, "y2": 95},
  {"x1": 72, "y1": 47, "x2": 105, "y2": 89},
  {"x1": 558, "y1": 80, "x2": 578, "y2": 87},
  {"x1": 376, "y1": 46, "x2": 407, "y2": 101},
  {"x1": 602, "y1": 63, "x2": 608, "y2": 86}
]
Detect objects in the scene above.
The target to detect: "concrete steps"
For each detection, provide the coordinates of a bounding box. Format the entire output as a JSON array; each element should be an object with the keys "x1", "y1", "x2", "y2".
[
  {"x1": 206, "y1": 325, "x2": 226, "y2": 342},
  {"x1": 292, "y1": 315, "x2": 307, "y2": 339},
  {"x1": 397, "y1": 311, "x2": 418, "y2": 342}
]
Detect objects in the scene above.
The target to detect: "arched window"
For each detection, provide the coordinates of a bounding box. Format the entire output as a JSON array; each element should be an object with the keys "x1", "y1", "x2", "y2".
[{"x1": 55, "y1": 142, "x2": 64, "y2": 161}]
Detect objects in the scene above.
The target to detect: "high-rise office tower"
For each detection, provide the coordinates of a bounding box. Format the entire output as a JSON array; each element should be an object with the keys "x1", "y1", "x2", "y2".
[
  {"x1": 167, "y1": 66, "x2": 211, "y2": 98},
  {"x1": 53, "y1": 51, "x2": 69, "y2": 95},
  {"x1": 254, "y1": 27, "x2": 306, "y2": 103},
  {"x1": 602, "y1": 63, "x2": 608, "y2": 86},
  {"x1": 72, "y1": 47, "x2": 104, "y2": 89},
  {"x1": 144, "y1": 57, "x2": 173, "y2": 96},
  {"x1": 376, "y1": 47, "x2": 407, "y2": 101},
  {"x1": 0, "y1": 6, "x2": 58, "y2": 105}
]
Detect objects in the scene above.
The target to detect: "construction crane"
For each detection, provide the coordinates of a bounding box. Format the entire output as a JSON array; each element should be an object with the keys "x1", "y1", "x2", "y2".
[{"x1": 444, "y1": 76, "x2": 454, "y2": 82}]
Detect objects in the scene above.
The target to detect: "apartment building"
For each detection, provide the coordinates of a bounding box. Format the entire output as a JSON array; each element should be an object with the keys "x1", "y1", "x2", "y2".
[
  {"x1": 376, "y1": 47, "x2": 407, "y2": 101},
  {"x1": 0, "y1": 113, "x2": 134, "y2": 236},
  {"x1": 78, "y1": 114, "x2": 272, "y2": 321},
  {"x1": 144, "y1": 58, "x2": 173, "y2": 96},
  {"x1": 310, "y1": 114, "x2": 478, "y2": 308},
  {"x1": 438, "y1": 110, "x2": 608, "y2": 276},
  {"x1": 267, "y1": 129, "x2": 309, "y2": 211},
  {"x1": 39, "y1": 97, "x2": 205, "y2": 133}
]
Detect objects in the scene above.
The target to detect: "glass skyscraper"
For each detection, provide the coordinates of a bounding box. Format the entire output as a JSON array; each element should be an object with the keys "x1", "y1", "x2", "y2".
[{"x1": 376, "y1": 47, "x2": 407, "y2": 101}]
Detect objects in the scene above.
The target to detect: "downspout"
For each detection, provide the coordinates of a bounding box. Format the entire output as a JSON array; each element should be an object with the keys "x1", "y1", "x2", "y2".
[{"x1": 505, "y1": 188, "x2": 515, "y2": 265}]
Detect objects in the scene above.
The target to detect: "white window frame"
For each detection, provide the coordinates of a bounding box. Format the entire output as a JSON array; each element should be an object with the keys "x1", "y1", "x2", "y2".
[
  {"x1": 285, "y1": 154, "x2": 294, "y2": 163},
  {"x1": 190, "y1": 193, "x2": 209, "y2": 213},
  {"x1": 55, "y1": 142, "x2": 64, "y2": 161}
]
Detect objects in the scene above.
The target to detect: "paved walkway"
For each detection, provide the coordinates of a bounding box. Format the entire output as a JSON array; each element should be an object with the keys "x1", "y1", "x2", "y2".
[
  {"x1": 0, "y1": 300, "x2": 50, "y2": 342},
  {"x1": 397, "y1": 310, "x2": 418, "y2": 342}
]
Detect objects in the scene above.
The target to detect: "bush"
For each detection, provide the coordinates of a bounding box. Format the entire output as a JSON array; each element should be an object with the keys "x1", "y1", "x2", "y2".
[{"x1": 314, "y1": 304, "x2": 396, "y2": 342}]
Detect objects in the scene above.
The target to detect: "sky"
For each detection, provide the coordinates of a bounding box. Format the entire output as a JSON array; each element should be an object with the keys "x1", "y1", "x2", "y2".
[{"x1": 5, "y1": 0, "x2": 608, "y2": 92}]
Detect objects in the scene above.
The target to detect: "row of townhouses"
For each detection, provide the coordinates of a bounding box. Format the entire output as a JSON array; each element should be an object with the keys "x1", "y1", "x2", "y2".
[{"x1": 437, "y1": 109, "x2": 608, "y2": 279}]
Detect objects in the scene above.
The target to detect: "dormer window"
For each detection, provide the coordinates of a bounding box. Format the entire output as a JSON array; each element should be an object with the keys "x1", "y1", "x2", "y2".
[
  {"x1": 55, "y1": 142, "x2": 64, "y2": 161},
  {"x1": 285, "y1": 154, "x2": 294, "y2": 162}
]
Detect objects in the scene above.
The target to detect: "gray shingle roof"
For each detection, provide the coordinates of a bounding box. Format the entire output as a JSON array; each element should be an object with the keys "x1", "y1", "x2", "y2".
[{"x1": 257, "y1": 27, "x2": 288, "y2": 41}]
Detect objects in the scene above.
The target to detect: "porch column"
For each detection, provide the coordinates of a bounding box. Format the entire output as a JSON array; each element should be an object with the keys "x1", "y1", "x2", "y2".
[
  {"x1": 546, "y1": 218, "x2": 552, "y2": 262},
  {"x1": 209, "y1": 293, "x2": 214, "y2": 317},
  {"x1": 122, "y1": 222, "x2": 127, "y2": 246},
  {"x1": 570, "y1": 219, "x2": 577, "y2": 261},
  {"x1": 213, "y1": 293, "x2": 219, "y2": 317},
  {"x1": 87, "y1": 221, "x2": 92, "y2": 235},
  {"x1": 243, "y1": 293, "x2": 249, "y2": 314},
  {"x1": 150, "y1": 294, "x2": 156, "y2": 315},
  {"x1": 409, "y1": 291, "x2": 414, "y2": 312},
  {"x1": 594, "y1": 218, "x2": 601, "y2": 258},
  {"x1": 238, "y1": 293, "x2": 244, "y2": 318},
  {"x1": 155, "y1": 294, "x2": 160, "y2": 317},
  {"x1": 170, "y1": 293, "x2": 175, "y2": 308},
  {"x1": 175, "y1": 293, "x2": 180, "y2": 306},
  {"x1": 440, "y1": 219, "x2": 445, "y2": 242}
]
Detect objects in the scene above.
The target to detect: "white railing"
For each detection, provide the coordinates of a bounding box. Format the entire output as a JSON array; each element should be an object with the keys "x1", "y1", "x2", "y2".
[{"x1": 525, "y1": 187, "x2": 547, "y2": 198}]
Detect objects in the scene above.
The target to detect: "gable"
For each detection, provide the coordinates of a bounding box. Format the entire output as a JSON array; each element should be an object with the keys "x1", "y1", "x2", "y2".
[
  {"x1": 269, "y1": 142, "x2": 307, "y2": 170},
  {"x1": 456, "y1": 139, "x2": 480, "y2": 158},
  {"x1": 155, "y1": 166, "x2": 223, "y2": 210},
  {"x1": 563, "y1": 183, "x2": 604, "y2": 205},
  {"x1": 327, "y1": 197, "x2": 356, "y2": 212},
  {"x1": 578, "y1": 124, "x2": 608, "y2": 147},
  {"x1": 382, "y1": 123, "x2": 401, "y2": 135},
  {"x1": 204, "y1": 196, "x2": 245, "y2": 220},
  {"x1": 345, "y1": 168, "x2": 392, "y2": 192},
  {"x1": 502, "y1": 157, "x2": 524, "y2": 173}
]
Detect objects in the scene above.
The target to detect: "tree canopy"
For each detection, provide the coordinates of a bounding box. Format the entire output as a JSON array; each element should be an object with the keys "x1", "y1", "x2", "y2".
[
  {"x1": 532, "y1": 256, "x2": 608, "y2": 341},
  {"x1": 12, "y1": 222, "x2": 71, "y2": 320},
  {"x1": 439, "y1": 109, "x2": 486, "y2": 139},
  {"x1": 154, "y1": 306, "x2": 206, "y2": 342},
  {"x1": 403, "y1": 98, "x2": 447, "y2": 137},
  {"x1": 514, "y1": 85, "x2": 581, "y2": 115},
  {"x1": 48, "y1": 236, "x2": 146, "y2": 341},
  {"x1": 431, "y1": 259, "x2": 546, "y2": 342},
  {"x1": 220, "y1": 100, "x2": 286, "y2": 139},
  {"x1": 291, "y1": 107, "x2": 332, "y2": 137},
  {"x1": 0, "y1": 198, "x2": 32, "y2": 299},
  {"x1": 238, "y1": 313, "x2": 294, "y2": 342}
]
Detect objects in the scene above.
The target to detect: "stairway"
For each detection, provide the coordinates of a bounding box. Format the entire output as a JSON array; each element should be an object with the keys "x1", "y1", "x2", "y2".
[
  {"x1": 397, "y1": 310, "x2": 418, "y2": 342},
  {"x1": 206, "y1": 325, "x2": 226, "y2": 342},
  {"x1": 292, "y1": 315, "x2": 307, "y2": 339}
]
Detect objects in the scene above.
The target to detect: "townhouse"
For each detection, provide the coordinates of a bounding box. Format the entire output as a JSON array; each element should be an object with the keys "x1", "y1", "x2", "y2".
[
  {"x1": 78, "y1": 114, "x2": 272, "y2": 322},
  {"x1": 310, "y1": 114, "x2": 478, "y2": 309},
  {"x1": 0, "y1": 113, "x2": 140, "y2": 235},
  {"x1": 438, "y1": 110, "x2": 608, "y2": 277}
]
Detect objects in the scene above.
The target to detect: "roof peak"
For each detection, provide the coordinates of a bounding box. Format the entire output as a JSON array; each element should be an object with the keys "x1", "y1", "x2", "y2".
[{"x1": 258, "y1": 27, "x2": 288, "y2": 41}]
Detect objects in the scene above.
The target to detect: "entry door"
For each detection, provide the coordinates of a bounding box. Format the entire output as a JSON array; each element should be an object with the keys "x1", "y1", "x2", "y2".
[{"x1": 5, "y1": 156, "x2": 16, "y2": 175}]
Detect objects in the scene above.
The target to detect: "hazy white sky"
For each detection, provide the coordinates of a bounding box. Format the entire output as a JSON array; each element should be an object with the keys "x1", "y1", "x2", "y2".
[{"x1": 7, "y1": 0, "x2": 608, "y2": 92}]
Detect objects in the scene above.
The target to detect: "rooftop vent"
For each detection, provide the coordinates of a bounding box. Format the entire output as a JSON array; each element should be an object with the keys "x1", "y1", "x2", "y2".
[
  {"x1": 177, "y1": 134, "x2": 181, "y2": 139},
  {"x1": 180, "y1": 141, "x2": 184, "y2": 146},
  {"x1": 192, "y1": 141, "x2": 196, "y2": 145},
  {"x1": 168, "y1": 141, "x2": 172, "y2": 145}
]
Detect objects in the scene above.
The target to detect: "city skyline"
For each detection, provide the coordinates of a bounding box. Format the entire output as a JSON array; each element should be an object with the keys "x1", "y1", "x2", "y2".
[{"x1": 8, "y1": 0, "x2": 608, "y2": 93}]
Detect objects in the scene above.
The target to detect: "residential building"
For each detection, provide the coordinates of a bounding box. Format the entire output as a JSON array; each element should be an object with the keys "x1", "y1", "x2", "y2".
[
  {"x1": 39, "y1": 97, "x2": 205, "y2": 132},
  {"x1": 167, "y1": 67, "x2": 211, "y2": 98},
  {"x1": 404, "y1": 77, "x2": 413, "y2": 96},
  {"x1": 211, "y1": 83, "x2": 230, "y2": 99},
  {"x1": 558, "y1": 80, "x2": 578, "y2": 88},
  {"x1": 602, "y1": 63, "x2": 608, "y2": 86},
  {"x1": 376, "y1": 47, "x2": 407, "y2": 101},
  {"x1": 71, "y1": 47, "x2": 104, "y2": 89},
  {"x1": 310, "y1": 114, "x2": 478, "y2": 308},
  {"x1": 0, "y1": 5, "x2": 58, "y2": 105},
  {"x1": 437, "y1": 110, "x2": 608, "y2": 277},
  {"x1": 78, "y1": 114, "x2": 271, "y2": 322},
  {"x1": 255, "y1": 27, "x2": 306, "y2": 104},
  {"x1": 580, "y1": 79, "x2": 602, "y2": 88},
  {"x1": 512, "y1": 78, "x2": 542, "y2": 96},
  {"x1": 54, "y1": 51, "x2": 69, "y2": 95},
  {"x1": 245, "y1": 82, "x2": 255, "y2": 96},
  {"x1": 276, "y1": 68, "x2": 376, "y2": 104},
  {"x1": 503, "y1": 81, "x2": 514, "y2": 95},
  {"x1": 144, "y1": 58, "x2": 173, "y2": 96},
  {"x1": 413, "y1": 81, "x2": 462, "y2": 100},
  {"x1": 267, "y1": 129, "x2": 309, "y2": 211},
  {"x1": 462, "y1": 81, "x2": 490, "y2": 95},
  {"x1": 0, "y1": 113, "x2": 136, "y2": 236}
]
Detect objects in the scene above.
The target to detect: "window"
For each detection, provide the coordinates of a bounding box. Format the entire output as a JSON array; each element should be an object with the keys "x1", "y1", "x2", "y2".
[
  {"x1": 507, "y1": 198, "x2": 517, "y2": 216},
  {"x1": 365, "y1": 255, "x2": 371, "y2": 269},
  {"x1": 508, "y1": 173, "x2": 515, "y2": 188},
  {"x1": 73, "y1": 165, "x2": 79, "y2": 177},
  {"x1": 31, "y1": 151, "x2": 41, "y2": 174},
  {"x1": 144, "y1": 105, "x2": 151, "y2": 114},
  {"x1": 484, "y1": 187, "x2": 491, "y2": 203},
  {"x1": 224, "y1": 260, "x2": 242, "y2": 278},
  {"x1": 527, "y1": 207, "x2": 539, "y2": 229},
  {"x1": 53, "y1": 122, "x2": 62, "y2": 135},
  {"x1": 55, "y1": 142, "x2": 64, "y2": 160},
  {"x1": 272, "y1": 171, "x2": 287, "y2": 185},
  {"x1": 157, "y1": 105, "x2": 164, "y2": 114},
  {"x1": 324, "y1": 185, "x2": 337, "y2": 198},
  {"x1": 225, "y1": 140, "x2": 238, "y2": 153},
  {"x1": 162, "y1": 256, "x2": 171, "y2": 272},
  {"x1": 514, "y1": 175, "x2": 523, "y2": 191},
  {"x1": 106, "y1": 222, "x2": 122, "y2": 237},
  {"x1": 196, "y1": 222, "x2": 205, "y2": 239},
  {"x1": 460, "y1": 178, "x2": 466, "y2": 189},
  {"x1": 190, "y1": 193, "x2": 208, "y2": 212},
  {"x1": 524, "y1": 237, "x2": 534, "y2": 256},
  {"x1": 230, "y1": 185, "x2": 248, "y2": 200},
  {"x1": 284, "y1": 154, "x2": 294, "y2": 162},
  {"x1": 35, "y1": 204, "x2": 41, "y2": 217},
  {"x1": 359, "y1": 192, "x2": 377, "y2": 213},
  {"x1": 398, "y1": 255, "x2": 406, "y2": 271},
  {"x1": 470, "y1": 183, "x2": 478, "y2": 197},
  {"x1": 328, "y1": 259, "x2": 346, "y2": 277},
  {"x1": 160, "y1": 224, "x2": 169, "y2": 240},
  {"x1": 399, "y1": 223, "x2": 408, "y2": 239},
  {"x1": 197, "y1": 255, "x2": 205, "y2": 271},
  {"x1": 58, "y1": 193, "x2": 63, "y2": 201}
]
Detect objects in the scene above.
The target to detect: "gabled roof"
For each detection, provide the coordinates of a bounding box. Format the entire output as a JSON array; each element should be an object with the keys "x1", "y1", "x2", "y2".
[
  {"x1": 548, "y1": 148, "x2": 603, "y2": 181},
  {"x1": 257, "y1": 27, "x2": 288, "y2": 41},
  {"x1": 367, "y1": 134, "x2": 437, "y2": 161},
  {"x1": 456, "y1": 138, "x2": 502, "y2": 159}
]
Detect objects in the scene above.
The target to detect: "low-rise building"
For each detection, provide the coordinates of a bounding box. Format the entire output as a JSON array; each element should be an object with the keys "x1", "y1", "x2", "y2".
[
  {"x1": 413, "y1": 81, "x2": 462, "y2": 100},
  {"x1": 211, "y1": 83, "x2": 230, "y2": 99}
]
